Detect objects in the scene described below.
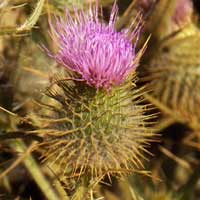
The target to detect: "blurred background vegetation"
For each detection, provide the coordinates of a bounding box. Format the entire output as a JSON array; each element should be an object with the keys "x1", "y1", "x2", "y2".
[{"x1": 1, "y1": 0, "x2": 200, "y2": 199}]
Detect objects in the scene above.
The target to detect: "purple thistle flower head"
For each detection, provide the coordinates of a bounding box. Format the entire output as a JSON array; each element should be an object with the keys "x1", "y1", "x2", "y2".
[{"x1": 47, "y1": 1, "x2": 142, "y2": 90}]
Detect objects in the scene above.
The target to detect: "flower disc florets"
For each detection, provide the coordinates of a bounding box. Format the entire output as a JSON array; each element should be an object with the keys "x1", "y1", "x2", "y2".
[{"x1": 48, "y1": 1, "x2": 141, "y2": 90}]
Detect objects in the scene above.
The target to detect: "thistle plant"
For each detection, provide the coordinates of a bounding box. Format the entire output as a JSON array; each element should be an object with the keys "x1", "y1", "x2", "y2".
[
  {"x1": 2, "y1": 0, "x2": 200, "y2": 199},
  {"x1": 30, "y1": 1, "x2": 153, "y2": 185}
]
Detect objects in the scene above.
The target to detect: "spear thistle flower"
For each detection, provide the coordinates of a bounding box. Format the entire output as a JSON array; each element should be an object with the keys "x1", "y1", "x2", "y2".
[
  {"x1": 47, "y1": 1, "x2": 141, "y2": 90},
  {"x1": 32, "y1": 1, "x2": 153, "y2": 183}
]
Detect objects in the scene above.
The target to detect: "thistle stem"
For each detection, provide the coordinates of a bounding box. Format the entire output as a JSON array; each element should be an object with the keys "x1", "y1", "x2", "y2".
[{"x1": 11, "y1": 139, "x2": 61, "y2": 200}]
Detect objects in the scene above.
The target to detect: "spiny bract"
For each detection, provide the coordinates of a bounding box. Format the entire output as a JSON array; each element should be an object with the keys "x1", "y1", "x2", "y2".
[{"x1": 30, "y1": 75, "x2": 153, "y2": 179}]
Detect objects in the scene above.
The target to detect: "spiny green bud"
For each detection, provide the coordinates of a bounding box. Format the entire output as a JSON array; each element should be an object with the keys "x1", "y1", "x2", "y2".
[
  {"x1": 29, "y1": 73, "x2": 153, "y2": 180},
  {"x1": 141, "y1": 25, "x2": 200, "y2": 129}
]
